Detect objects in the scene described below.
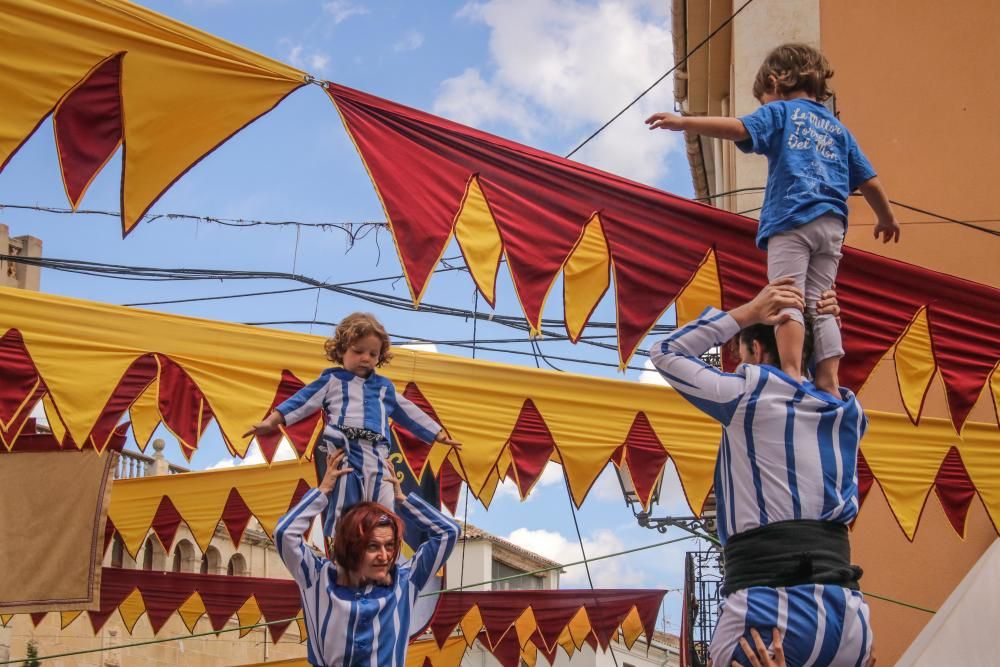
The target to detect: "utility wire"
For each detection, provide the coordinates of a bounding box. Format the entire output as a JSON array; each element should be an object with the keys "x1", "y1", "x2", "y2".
[
  {"x1": 422, "y1": 535, "x2": 696, "y2": 596},
  {"x1": 0, "y1": 254, "x2": 674, "y2": 363},
  {"x1": 563, "y1": 475, "x2": 620, "y2": 667},
  {"x1": 565, "y1": 0, "x2": 757, "y2": 158},
  {"x1": 0, "y1": 202, "x2": 386, "y2": 232}
]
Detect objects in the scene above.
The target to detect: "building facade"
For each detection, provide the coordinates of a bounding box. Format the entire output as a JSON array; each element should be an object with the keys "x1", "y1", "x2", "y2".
[
  {"x1": 671, "y1": 1, "x2": 1000, "y2": 662},
  {"x1": 0, "y1": 223, "x2": 42, "y2": 290},
  {"x1": 2, "y1": 440, "x2": 678, "y2": 666},
  {"x1": 444, "y1": 522, "x2": 680, "y2": 667}
]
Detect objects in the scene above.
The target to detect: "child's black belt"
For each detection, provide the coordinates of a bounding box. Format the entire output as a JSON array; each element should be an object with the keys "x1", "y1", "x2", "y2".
[
  {"x1": 332, "y1": 425, "x2": 384, "y2": 442},
  {"x1": 722, "y1": 519, "x2": 863, "y2": 596}
]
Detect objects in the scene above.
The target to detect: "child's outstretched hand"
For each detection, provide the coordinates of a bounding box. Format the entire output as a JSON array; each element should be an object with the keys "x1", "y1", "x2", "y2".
[
  {"x1": 873, "y1": 216, "x2": 900, "y2": 244},
  {"x1": 242, "y1": 411, "x2": 284, "y2": 438},
  {"x1": 242, "y1": 422, "x2": 278, "y2": 438},
  {"x1": 318, "y1": 449, "x2": 353, "y2": 494},
  {"x1": 435, "y1": 430, "x2": 462, "y2": 450},
  {"x1": 645, "y1": 112, "x2": 685, "y2": 131}
]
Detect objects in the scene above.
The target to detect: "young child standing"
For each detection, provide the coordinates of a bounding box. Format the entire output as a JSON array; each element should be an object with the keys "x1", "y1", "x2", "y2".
[
  {"x1": 245, "y1": 312, "x2": 460, "y2": 539},
  {"x1": 646, "y1": 43, "x2": 900, "y2": 395}
]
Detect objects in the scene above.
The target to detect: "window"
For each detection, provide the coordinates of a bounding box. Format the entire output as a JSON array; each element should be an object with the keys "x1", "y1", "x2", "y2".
[
  {"x1": 172, "y1": 539, "x2": 195, "y2": 573},
  {"x1": 111, "y1": 535, "x2": 125, "y2": 568},
  {"x1": 142, "y1": 540, "x2": 154, "y2": 570},
  {"x1": 227, "y1": 553, "x2": 248, "y2": 576},
  {"x1": 200, "y1": 546, "x2": 222, "y2": 575},
  {"x1": 491, "y1": 560, "x2": 542, "y2": 591}
]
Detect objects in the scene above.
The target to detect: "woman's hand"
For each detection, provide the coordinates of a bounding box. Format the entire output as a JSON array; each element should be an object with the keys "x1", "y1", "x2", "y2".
[
  {"x1": 383, "y1": 456, "x2": 406, "y2": 503},
  {"x1": 733, "y1": 628, "x2": 785, "y2": 667},
  {"x1": 318, "y1": 449, "x2": 353, "y2": 494}
]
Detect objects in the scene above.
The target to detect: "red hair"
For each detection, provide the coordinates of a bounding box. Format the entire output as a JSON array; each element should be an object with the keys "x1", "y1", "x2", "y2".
[{"x1": 333, "y1": 502, "x2": 404, "y2": 572}]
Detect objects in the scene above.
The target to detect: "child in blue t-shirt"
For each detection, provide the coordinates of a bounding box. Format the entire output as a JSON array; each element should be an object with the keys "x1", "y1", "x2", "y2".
[{"x1": 645, "y1": 43, "x2": 899, "y2": 395}]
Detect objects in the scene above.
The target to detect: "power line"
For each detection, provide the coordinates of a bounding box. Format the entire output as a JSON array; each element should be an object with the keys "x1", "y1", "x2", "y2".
[
  {"x1": 0, "y1": 254, "x2": 674, "y2": 367},
  {"x1": 564, "y1": 0, "x2": 757, "y2": 158},
  {"x1": 122, "y1": 255, "x2": 470, "y2": 307},
  {"x1": 0, "y1": 202, "x2": 386, "y2": 232},
  {"x1": 883, "y1": 197, "x2": 1000, "y2": 237}
]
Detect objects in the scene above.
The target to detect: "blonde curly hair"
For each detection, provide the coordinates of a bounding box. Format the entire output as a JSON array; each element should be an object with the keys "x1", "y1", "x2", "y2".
[
  {"x1": 324, "y1": 312, "x2": 393, "y2": 367},
  {"x1": 753, "y1": 43, "x2": 834, "y2": 102}
]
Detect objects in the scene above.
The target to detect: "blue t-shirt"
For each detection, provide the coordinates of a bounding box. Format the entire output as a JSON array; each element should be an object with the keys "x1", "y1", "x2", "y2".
[{"x1": 737, "y1": 99, "x2": 876, "y2": 248}]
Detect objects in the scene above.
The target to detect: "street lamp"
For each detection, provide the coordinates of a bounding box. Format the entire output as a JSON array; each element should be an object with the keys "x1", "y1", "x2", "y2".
[{"x1": 615, "y1": 460, "x2": 718, "y2": 543}]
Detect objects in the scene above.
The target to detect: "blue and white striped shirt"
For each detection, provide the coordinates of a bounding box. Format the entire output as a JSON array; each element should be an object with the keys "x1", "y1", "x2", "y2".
[
  {"x1": 277, "y1": 368, "x2": 441, "y2": 444},
  {"x1": 275, "y1": 488, "x2": 459, "y2": 667},
  {"x1": 649, "y1": 307, "x2": 867, "y2": 545}
]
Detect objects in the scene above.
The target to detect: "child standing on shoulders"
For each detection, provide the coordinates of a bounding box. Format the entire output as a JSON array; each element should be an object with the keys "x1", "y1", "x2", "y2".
[
  {"x1": 245, "y1": 312, "x2": 460, "y2": 539},
  {"x1": 645, "y1": 43, "x2": 900, "y2": 395}
]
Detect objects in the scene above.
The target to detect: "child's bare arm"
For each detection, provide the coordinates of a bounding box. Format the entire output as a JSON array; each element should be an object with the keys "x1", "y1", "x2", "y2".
[
  {"x1": 857, "y1": 177, "x2": 900, "y2": 243},
  {"x1": 645, "y1": 112, "x2": 749, "y2": 141},
  {"x1": 242, "y1": 410, "x2": 285, "y2": 438}
]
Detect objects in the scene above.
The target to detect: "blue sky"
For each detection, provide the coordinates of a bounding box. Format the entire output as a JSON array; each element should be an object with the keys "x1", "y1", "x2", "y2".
[{"x1": 0, "y1": 0, "x2": 713, "y2": 633}]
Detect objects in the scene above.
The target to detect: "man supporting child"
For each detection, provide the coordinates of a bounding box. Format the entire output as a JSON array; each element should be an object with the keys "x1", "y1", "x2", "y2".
[
  {"x1": 646, "y1": 44, "x2": 889, "y2": 666},
  {"x1": 651, "y1": 280, "x2": 871, "y2": 666}
]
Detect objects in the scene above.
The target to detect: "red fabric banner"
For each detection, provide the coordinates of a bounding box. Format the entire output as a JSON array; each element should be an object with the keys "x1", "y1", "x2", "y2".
[
  {"x1": 327, "y1": 82, "x2": 1000, "y2": 431},
  {"x1": 429, "y1": 589, "x2": 666, "y2": 653}
]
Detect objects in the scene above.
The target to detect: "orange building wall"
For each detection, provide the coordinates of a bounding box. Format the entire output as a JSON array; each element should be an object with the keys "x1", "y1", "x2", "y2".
[
  {"x1": 821, "y1": 0, "x2": 1000, "y2": 288},
  {"x1": 821, "y1": 3, "x2": 999, "y2": 661}
]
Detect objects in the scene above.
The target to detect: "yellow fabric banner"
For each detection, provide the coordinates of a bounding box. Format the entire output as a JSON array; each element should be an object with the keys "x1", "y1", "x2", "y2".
[
  {"x1": 0, "y1": 0, "x2": 305, "y2": 231},
  {"x1": 0, "y1": 286, "x2": 997, "y2": 537}
]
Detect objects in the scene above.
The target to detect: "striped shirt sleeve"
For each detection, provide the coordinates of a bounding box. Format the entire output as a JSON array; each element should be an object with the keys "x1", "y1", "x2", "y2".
[
  {"x1": 274, "y1": 488, "x2": 328, "y2": 590},
  {"x1": 396, "y1": 492, "x2": 459, "y2": 591},
  {"x1": 649, "y1": 307, "x2": 746, "y2": 425},
  {"x1": 389, "y1": 390, "x2": 441, "y2": 443},
  {"x1": 276, "y1": 370, "x2": 333, "y2": 427}
]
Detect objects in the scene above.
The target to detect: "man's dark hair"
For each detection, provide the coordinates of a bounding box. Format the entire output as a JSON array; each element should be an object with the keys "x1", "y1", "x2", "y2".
[
  {"x1": 738, "y1": 324, "x2": 778, "y2": 362},
  {"x1": 735, "y1": 317, "x2": 815, "y2": 368}
]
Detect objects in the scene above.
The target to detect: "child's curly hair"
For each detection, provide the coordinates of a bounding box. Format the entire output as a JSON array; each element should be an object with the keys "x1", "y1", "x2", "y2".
[
  {"x1": 753, "y1": 43, "x2": 834, "y2": 102},
  {"x1": 324, "y1": 312, "x2": 393, "y2": 367}
]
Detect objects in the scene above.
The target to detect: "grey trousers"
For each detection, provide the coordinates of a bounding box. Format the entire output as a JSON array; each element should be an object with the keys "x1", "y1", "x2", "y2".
[{"x1": 767, "y1": 214, "x2": 845, "y2": 362}]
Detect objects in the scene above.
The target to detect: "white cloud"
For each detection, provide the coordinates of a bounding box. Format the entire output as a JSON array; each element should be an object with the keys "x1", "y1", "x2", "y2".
[
  {"x1": 506, "y1": 526, "x2": 645, "y2": 587},
  {"x1": 322, "y1": 0, "x2": 369, "y2": 24},
  {"x1": 281, "y1": 40, "x2": 332, "y2": 75},
  {"x1": 434, "y1": 68, "x2": 539, "y2": 137},
  {"x1": 393, "y1": 29, "x2": 425, "y2": 52},
  {"x1": 493, "y1": 460, "x2": 565, "y2": 502},
  {"x1": 638, "y1": 357, "x2": 669, "y2": 385},
  {"x1": 207, "y1": 438, "x2": 298, "y2": 470},
  {"x1": 399, "y1": 341, "x2": 438, "y2": 353},
  {"x1": 590, "y1": 464, "x2": 627, "y2": 501},
  {"x1": 437, "y1": 0, "x2": 679, "y2": 185}
]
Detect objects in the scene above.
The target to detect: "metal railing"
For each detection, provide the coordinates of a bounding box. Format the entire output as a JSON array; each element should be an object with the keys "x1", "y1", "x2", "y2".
[{"x1": 115, "y1": 448, "x2": 188, "y2": 479}]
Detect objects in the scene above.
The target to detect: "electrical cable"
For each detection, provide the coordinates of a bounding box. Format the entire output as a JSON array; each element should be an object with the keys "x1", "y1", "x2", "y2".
[
  {"x1": 565, "y1": 0, "x2": 757, "y2": 158},
  {"x1": 563, "y1": 474, "x2": 621, "y2": 667},
  {"x1": 0, "y1": 254, "x2": 675, "y2": 365}
]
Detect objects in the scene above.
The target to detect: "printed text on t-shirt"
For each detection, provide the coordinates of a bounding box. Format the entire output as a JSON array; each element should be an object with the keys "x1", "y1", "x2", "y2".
[{"x1": 787, "y1": 108, "x2": 842, "y2": 160}]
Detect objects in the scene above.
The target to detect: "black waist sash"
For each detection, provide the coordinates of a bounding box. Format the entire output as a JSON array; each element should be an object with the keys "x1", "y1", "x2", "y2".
[{"x1": 722, "y1": 520, "x2": 863, "y2": 596}]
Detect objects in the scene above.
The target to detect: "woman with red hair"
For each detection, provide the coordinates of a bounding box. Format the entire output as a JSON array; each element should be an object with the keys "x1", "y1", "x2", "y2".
[{"x1": 275, "y1": 449, "x2": 459, "y2": 666}]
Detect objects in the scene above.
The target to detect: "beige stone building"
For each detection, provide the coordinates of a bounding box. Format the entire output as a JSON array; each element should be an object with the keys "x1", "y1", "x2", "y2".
[
  {"x1": 0, "y1": 223, "x2": 42, "y2": 290},
  {"x1": 2, "y1": 440, "x2": 678, "y2": 666},
  {"x1": 445, "y1": 522, "x2": 680, "y2": 667},
  {"x1": 0, "y1": 439, "x2": 308, "y2": 666}
]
